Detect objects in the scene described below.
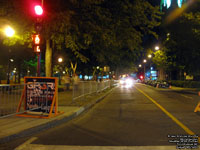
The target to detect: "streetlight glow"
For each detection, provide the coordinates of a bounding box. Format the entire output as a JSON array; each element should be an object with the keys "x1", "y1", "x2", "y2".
[
  {"x1": 4, "y1": 26, "x2": 15, "y2": 37},
  {"x1": 155, "y1": 46, "x2": 159, "y2": 51},
  {"x1": 148, "y1": 54, "x2": 152, "y2": 58},
  {"x1": 143, "y1": 59, "x2": 147, "y2": 63},
  {"x1": 139, "y1": 64, "x2": 142, "y2": 67},
  {"x1": 58, "y1": 57, "x2": 63, "y2": 63}
]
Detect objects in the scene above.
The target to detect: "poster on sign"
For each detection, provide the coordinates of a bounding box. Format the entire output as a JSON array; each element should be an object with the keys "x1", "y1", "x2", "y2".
[
  {"x1": 24, "y1": 77, "x2": 57, "y2": 113},
  {"x1": 16, "y1": 77, "x2": 60, "y2": 118}
]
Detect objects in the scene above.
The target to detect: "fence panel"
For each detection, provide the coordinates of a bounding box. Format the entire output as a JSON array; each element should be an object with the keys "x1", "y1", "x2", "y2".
[
  {"x1": 0, "y1": 84, "x2": 24, "y2": 118},
  {"x1": 72, "y1": 80, "x2": 116, "y2": 101}
]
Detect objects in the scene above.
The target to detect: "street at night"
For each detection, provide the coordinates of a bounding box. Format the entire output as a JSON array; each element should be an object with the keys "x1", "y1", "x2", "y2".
[
  {"x1": 1, "y1": 0, "x2": 200, "y2": 150},
  {"x1": 1, "y1": 83, "x2": 199, "y2": 149}
]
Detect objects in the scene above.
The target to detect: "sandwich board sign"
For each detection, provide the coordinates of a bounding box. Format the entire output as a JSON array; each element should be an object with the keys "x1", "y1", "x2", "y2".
[{"x1": 17, "y1": 77, "x2": 62, "y2": 118}]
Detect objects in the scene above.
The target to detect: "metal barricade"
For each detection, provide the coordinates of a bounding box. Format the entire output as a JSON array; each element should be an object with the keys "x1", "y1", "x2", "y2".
[
  {"x1": 0, "y1": 81, "x2": 57, "y2": 118},
  {"x1": 72, "y1": 80, "x2": 115, "y2": 101},
  {"x1": 0, "y1": 84, "x2": 24, "y2": 118}
]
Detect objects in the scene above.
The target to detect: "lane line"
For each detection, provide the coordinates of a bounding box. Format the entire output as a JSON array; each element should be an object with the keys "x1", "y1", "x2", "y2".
[
  {"x1": 15, "y1": 137, "x2": 38, "y2": 150},
  {"x1": 134, "y1": 86, "x2": 196, "y2": 136},
  {"x1": 180, "y1": 94, "x2": 193, "y2": 100}
]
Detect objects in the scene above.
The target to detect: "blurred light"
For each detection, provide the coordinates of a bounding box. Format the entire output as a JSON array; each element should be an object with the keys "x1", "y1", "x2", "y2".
[
  {"x1": 10, "y1": 59, "x2": 14, "y2": 62},
  {"x1": 13, "y1": 70, "x2": 16, "y2": 73},
  {"x1": 151, "y1": 67, "x2": 153, "y2": 70},
  {"x1": 4, "y1": 26, "x2": 15, "y2": 37},
  {"x1": 140, "y1": 75, "x2": 144, "y2": 80},
  {"x1": 125, "y1": 78, "x2": 133, "y2": 85},
  {"x1": 84, "y1": 75, "x2": 89, "y2": 80},
  {"x1": 79, "y1": 75, "x2": 83, "y2": 79},
  {"x1": 97, "y1": 66, "x2": 100, "y2": 69},
  {"x1": 148, "y1": 54, "x2": 152, "y2": 58},
  {"x1": 58, "y1": 57, "x2": 63, "y2": 63},
  {"x1": 120, "y1": 80, "x2": 125, "y2": 84},
  {"x1": 27, "y1": 70, "x2": 30, "y2": 73},
  {"x1": 143, "y1": 59, "x2": 147, "y2": 63},
  {"x1": 56, "y1": 71, "x2": 58, "y2": 74},
  {"x1": 139, "y1": 64, "x2": 142, "y2": 67},
  {"x1": 34, "y1": 5, "x2": 43, "y2": 16},
  {"x1": 33, "y1": 34, "x2": 40, "y2": 45},
  {"x1": 63, "y1": 71, "x2": 66, "y2": 74},
  {"x1": 155, "y1": 46, "x2": 159, "y2": 51}
]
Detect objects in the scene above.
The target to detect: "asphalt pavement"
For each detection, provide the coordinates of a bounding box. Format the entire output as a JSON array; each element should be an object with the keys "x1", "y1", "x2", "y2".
[{"x1": 1, "y1": 83, "x2": 200, "y2": 150}]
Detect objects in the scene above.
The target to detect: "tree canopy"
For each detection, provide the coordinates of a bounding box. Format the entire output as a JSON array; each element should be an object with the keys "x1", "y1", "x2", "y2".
[{"x1": 0, "y1": 0, "x2": 161, "y2": 78}]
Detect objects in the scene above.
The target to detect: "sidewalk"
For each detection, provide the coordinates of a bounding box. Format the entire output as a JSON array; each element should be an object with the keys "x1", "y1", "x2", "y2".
[
  {"x1": 170, "y1": 86, "x2": 200, "y2": 95},
  {"x1": 0, "y1": 87, "x2": 115, "y2": 144}
]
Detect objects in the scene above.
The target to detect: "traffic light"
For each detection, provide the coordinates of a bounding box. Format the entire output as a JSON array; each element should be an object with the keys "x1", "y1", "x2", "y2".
[
  {"x1": 34, "y1": 5, "x2": 43, "y2": 33},
  {"x1": 34, "y1": 5, "x2": 43, "y2": 16},
  {"x1": 140, "y1": 75, "x2": 144, "y2": 80},
  {"x1": 34, "y1": 46, "x2": 41, "y2": 53},
  {"x1": 32, "y1": 34, "x2": 41, "y2": 53}
]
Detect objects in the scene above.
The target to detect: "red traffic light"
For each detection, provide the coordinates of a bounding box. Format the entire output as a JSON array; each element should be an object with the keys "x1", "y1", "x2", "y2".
[
  {"x1": 140, "y1": 75, "x2": 144, "y2": 80},
  {"x1": 34, "y1": 5, "x2": 43, "y2": 16}
]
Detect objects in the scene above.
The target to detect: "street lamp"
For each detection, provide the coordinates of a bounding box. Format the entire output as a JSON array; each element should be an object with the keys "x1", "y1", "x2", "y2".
[
  {"x1": 4, "y1": 26, "x2": 15, "y2": 37},
  {"x1": 148, "y1": 54, "x2": 152, "y2": 58},
  {"x1": 58, "y1": 57, "x2": 63, "y2": 63},
  {"x1": 4, "y1": 26, "x2": 15, "y2": 84},
  {"x1": 58, "y1": 57, "x2": 63, "y2": 85},
  {"x1": 155, "y1": 46, "x2": 160, "y2": 51},
  {"x1": 143, "y1": 59, "x2": 147, "y2": 80},
  {"x1": 148, "y1": 55, "x2": 152, "y2": 79}
]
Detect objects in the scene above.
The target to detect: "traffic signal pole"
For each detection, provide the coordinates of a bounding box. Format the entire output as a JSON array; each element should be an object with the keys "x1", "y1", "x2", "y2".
[
  {"x1": 37, "y1": 53, "x2": 41, "y2": 77},
  {"x1": 33, "y1": 5, "x2": 43, "y2": 77}
]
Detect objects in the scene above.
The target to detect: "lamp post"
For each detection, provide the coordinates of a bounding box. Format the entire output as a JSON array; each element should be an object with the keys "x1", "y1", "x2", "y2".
[
  {"x1": 155, "y1": 46, "x2": 160, "y2": 51},
  {"x1": 148, "y1": 54, "x2": 152, "y2": 79},
  {"x1": 143, "y1": 59, "x2": 147, "y2": 80},
  {"x1": 58, "y1": 57, "x2": 63, "y2": 85},
  {"x1": 4, "y1": 26, "x2": 15, "y2": 84}
]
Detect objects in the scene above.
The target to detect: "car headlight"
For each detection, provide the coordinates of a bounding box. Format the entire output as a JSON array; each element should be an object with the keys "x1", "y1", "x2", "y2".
[{"x1": 120, "y1": 80, "x2": 125, "y2": 84}]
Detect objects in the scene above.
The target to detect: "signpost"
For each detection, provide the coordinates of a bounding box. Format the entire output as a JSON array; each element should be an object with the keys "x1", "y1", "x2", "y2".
[{"x1": 17, "y1": 77, "x2": 62, "y2": 118}]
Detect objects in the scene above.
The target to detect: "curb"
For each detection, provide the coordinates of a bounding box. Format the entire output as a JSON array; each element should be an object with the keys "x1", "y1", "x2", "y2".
[{"x1": 0, "y1": 87, "x2": 115, "y2": 144}]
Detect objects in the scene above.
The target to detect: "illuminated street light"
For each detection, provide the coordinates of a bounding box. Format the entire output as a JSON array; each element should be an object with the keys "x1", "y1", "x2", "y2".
[
  {"x1": 58, "y1": 57, "x2": 63, "y2": 63},
  {"x1": 143, "y1": 59, "x2": 147, "y2": 63},
  {"x1": 4, "y1": 26, "x2": 15, "y2": 37},
  {"x1": 155, "y1": 46, "x2": 160, "y2": 51},
  {"x1": 148, "y1": 54, "x2": 152, "y2": 58}
]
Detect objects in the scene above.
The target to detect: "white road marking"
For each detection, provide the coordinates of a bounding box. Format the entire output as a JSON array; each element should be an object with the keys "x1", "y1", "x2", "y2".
[
  {"x1": 15, "y1": 137, "x2": 37, "y2": 150},
  {"x1": 180, "y1": 94, "x2": 193, "y2": 100}
]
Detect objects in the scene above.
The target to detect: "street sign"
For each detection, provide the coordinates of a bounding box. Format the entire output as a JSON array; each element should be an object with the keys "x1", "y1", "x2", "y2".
[{"x1": 17, "y1": 77, "x2": 62, "y2": 118}]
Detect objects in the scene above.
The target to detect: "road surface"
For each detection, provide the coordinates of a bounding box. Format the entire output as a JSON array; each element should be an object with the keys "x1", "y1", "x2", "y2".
[{"x1": 1, "y1": 83, "x2": 200, "y2": 150}]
